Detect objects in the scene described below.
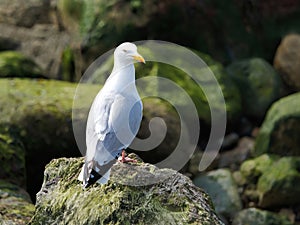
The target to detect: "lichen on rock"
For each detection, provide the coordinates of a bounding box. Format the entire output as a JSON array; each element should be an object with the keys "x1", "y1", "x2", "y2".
[{"x1": 29, "y1": 155, "x2": 224, "y2": 225}]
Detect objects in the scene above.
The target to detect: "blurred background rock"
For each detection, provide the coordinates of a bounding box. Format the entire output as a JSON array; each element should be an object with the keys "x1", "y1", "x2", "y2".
[{"x1": 1, "y1": 0, "x2": 300, "y2": 224}]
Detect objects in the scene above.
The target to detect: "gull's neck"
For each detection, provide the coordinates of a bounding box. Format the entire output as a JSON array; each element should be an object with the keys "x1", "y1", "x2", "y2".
[{"x1": 106, "y1": 64, "x2": 136, "y2": 93}]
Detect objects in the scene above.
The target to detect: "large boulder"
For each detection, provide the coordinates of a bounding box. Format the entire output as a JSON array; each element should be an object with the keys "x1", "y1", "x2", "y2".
[
  {"x1": 0, "y1": 180, "x2": 35, "y2": 225},
  {"x1": 0, "y1": 51, "x2": 44, "y2": 78},
  {"x1": 232, "y1": 208, "x2": 293, "y2": 225},
  {"x1": 274, "y1": 34, "x2": 300, "y2": 91},
  {"x1": 193, "y1": 169, "x2": 242, "y2": 220},
  {"x1": 29, "y1": 156, "x2": 224, "y2": 225},
  {"x1": 226, "y1": 58, "x2": 281, "y2": 119},
  {"x1": 255, "y1": 92, "x2": 300, "y2": 156},
  {"x1": 0, "y1": 78, "x2": 84, "y2": 198}
]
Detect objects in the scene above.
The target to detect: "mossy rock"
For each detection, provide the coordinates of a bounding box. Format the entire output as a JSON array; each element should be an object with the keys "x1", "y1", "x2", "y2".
[
  {"x1": 0, "y1": 130, "x2": 26, "y2": 188},
  {"x1": 232, "y1": 208, "x2": 293, "y2": 225},
  {"x1": 226, "y1": 58, "x2": 281, "y2": 119},
  {"x1": 193, "y1": 169, "x2": 242, "y2": 220},
  {"x1": 240, "y1": 154, "x2": 279, "y2": 184},
  {"x1": 0, "y1": 78, "x2": 96, "y2": 198},
  {"x1": 29, "y1": 156, "x2": 224, "y2": 225},
  {"x1": 257, "y1": 156, "x2": 300, "y2": 208},
  {"x1": 254, "y1": 92, "x2": 300, "y2": 156},
  {"x1": 0, "y1": 180, "x2": 35, "y2": 225},
  {"x1": 0, "y1": 51, "x2": 44, "y2": 78}
]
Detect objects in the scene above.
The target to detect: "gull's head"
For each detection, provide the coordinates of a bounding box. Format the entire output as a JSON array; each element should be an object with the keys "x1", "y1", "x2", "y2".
[{"x1": 114, "y1": 42, "x2": 145, "y2": 67}]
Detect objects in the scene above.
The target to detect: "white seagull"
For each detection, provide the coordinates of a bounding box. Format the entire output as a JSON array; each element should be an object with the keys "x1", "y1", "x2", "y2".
[{"x1": 78, "y1": 42, "x2": 145, "y2": 188}]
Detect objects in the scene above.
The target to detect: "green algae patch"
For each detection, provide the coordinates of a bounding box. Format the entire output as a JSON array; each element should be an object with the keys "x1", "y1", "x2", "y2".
[{"x1": 29, "y1": 156, "x2": 224, "y2": 225}]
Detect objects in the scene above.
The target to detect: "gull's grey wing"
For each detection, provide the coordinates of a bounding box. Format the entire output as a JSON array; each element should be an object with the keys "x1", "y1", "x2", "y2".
[{"x1": 129, "y1": 100, "x2": 143, "y2": 137}]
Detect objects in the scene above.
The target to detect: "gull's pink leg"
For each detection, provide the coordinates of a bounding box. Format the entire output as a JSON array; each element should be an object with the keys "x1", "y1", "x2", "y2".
[{"x1": 118, "y1": 150, "x2": 137, "y2": 163}]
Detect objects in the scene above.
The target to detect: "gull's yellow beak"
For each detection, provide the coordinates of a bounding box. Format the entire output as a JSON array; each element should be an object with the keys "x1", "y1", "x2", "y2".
[{"x1": 133, "y1": 54, "x2": 145, "y2": 64}]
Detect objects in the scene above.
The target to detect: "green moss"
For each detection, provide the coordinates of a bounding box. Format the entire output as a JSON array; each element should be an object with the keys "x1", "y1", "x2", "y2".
[
  {"x1": 0, "y1": 51, "x2": 44, "y2": 78},
  {"x1": 29, "y1": 157, "x2": 224, "y2": 225},
  {"x1": 255, "y1": 93, "x2": 300, "y2": 156}
]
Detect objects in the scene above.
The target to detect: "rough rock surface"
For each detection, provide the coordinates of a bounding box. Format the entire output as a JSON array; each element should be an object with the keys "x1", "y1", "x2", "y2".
[
  {"x1": 0, "y1": 180, "x2": 35, "y2": 225},
  {"x1": 193, "y1": 169, "x2": 242, "y2": 220},
  {"x1": 232, "y1": 208, "x2": 293, "y2": 225},
  {"x1": 0, "y1": 0, "x2": 70, "y2": 78},
  {"x1": 29, "y1": 156, "x2": 224, "y2": 225},
  {"x1": 0, "y1": 0, "x2": 55, "y2": 27},
  {"x1": 255, "y1": 92, "x2": 300, "y2": 156},
  {"x1": 274, "y1": 34, "x2": 300, "y2": 91},
  {"x1": 226, "y1": 58, "x2": 281, "y2": 118}
]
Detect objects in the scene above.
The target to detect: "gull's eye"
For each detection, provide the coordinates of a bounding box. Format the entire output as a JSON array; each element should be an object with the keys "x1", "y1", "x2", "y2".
[{"x1": 123, "y1": 49, "x2": 128, "y2": 53}]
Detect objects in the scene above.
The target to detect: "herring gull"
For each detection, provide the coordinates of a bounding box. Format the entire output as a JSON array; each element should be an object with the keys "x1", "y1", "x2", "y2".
[{"x1": 78, "y1": 42, "x2": 145, "y2": 188}]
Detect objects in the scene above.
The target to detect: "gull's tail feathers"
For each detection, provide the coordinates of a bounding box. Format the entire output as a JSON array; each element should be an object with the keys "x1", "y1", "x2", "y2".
[{"x1": 78, "y1": 159, "x2": 116, "y2": 188}]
